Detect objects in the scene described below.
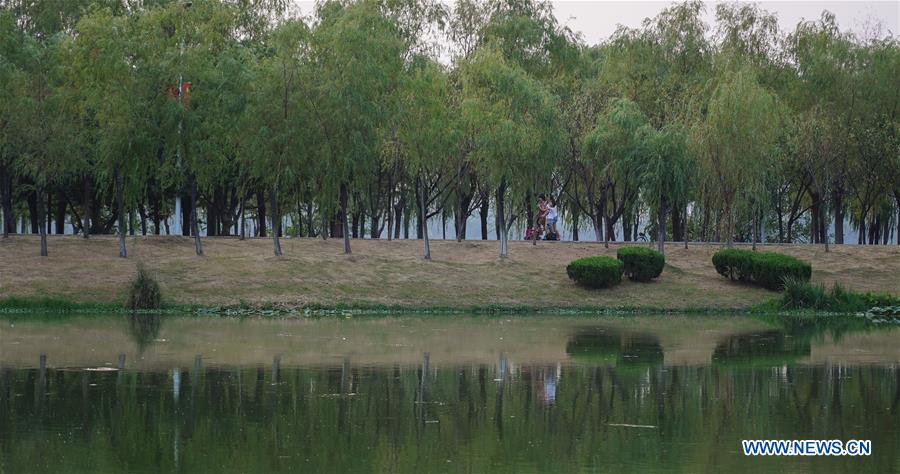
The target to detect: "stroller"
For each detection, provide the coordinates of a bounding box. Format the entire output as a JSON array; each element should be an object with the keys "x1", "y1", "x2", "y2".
[{"x1": 544, "y1": 231, "x2": 559, "y2": 241}]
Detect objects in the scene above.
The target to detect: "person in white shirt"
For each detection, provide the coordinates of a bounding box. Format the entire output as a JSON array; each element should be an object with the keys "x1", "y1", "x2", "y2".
[{"x1": 546, "y1": 197, "x2": 559, "y2": 238}]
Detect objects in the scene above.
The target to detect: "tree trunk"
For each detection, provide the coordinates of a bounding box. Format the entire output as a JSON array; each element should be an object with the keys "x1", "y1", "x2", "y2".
[
  {"x1": 238, "y1": 192, "x2": 246, "y2": 240},
  {"x1": 751, "y1": 207, "x2": 758, "y2": 252},
  {"x1": 725, "y1": 207, "x2": 734, "y2": 248},
  {"x1": 340, "y1": 182, "x2": 351, "y2": 254},
  {"x1": 138, "y1": 203, "x2": 147, "y2": 236},
  {"x1": 414, "y1": 180, "x2": 423, "y2": 240},
  {"x1": 670, "y1": 205, "x2": 682, "y2": 242},
  {"x1": 571, "y1": 205, "x2": 579, "y2": 241},
  {"x1": 683, "y1": 203, "x2": 689, "y2": 250},
  {"x1": 818, "y1": 200, "x2": 827, "y2": 245},
  {"x1": 307, "y1": 202, "x2": 315, "y2": 238},
  {"x1": 496, "y1": 183, "x2": 508, "y2": 258},
  {"x1": 833, "y1": 189, "x2": 844, "y2": 245},
  {"x1": 633, "y1": 210, "x2": 639, "y2": 241},
  {"x1": 592, "y1": 206, "x2": 603, "y2": 243},
  {"x1": 403, "y1": 209, "x2": 410, "y2": 239},
  {"x1": 599, "y1": 191, "x2": 608, "y2": 248},
  {"x1": 181, "y1": 193, "x2": 191, "y2": 237},
  {"x1": 271, "y1": 186, "x2": 281, "y2": 256},
  {"x1": 369, "y1": 211, "x2": 379, "y2": 239},
  {"x1": 418, "y1": 176, "x2": 431, "y2": 260},
  {"x1": 54, "y1": 189, "x2": 66, "y2": 235},
  {"x1": 152, "y1": 197, "x2": 162, "y2": 235},
  {"x1": 480, "y1": 198, "x2": 489, "y2": 240},
  {"x1": 809, "y1": 192, "x2": 820, "y2": 244},
  {"x1": 27, "y1": 191, "x2": 38, "y2": 234},
  {"x1": 605, "y1": 217, "x2": 616, "y2": 243},
  {"x1": 657, "y1": 198, "x2": 666, "y2": 255},
  {"x1": 1, "y1": 164, "x2": 13, "y2": 237},
  {"x1": 455, "y1": 182, "x2": 471, "y2": 242},
  {"x1": 115, "y1": 165, "x2": 127, "y2": 258},
  {"x1": 393, "y1": 195, "x2": 404, "y2": 240},
  {"x1": 256, "y1": 190, "x2": 267, "y2": 237},
  {"x1": 46, "y1": 191, "x2": 52, "y2": 236},
  {"x1": 895, "y1": 191, "x2": 900, "y2": 245},
  {"x1": 858, "y1": 219, "x2": 865, "y2": 245},
  {"x1": 190, "y1": 177, "x2": 202, "y2": 256},
  {"x1": 37, "y1": 185, "x2": 48, "y2": 256}
]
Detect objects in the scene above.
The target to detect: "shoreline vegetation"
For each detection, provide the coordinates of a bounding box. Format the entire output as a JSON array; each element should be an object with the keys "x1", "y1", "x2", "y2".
[{"x1": 1, "y1": 236, "x2": 897, "y2": 317}]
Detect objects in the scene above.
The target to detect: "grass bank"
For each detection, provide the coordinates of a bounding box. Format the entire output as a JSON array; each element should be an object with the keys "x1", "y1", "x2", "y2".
[{"x1": 1, "y1": 235, "x2": 897, "y2": 314}]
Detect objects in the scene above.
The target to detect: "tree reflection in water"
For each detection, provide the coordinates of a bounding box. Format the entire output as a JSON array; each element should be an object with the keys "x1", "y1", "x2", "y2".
[{"x1": 0, "y1": 318, "x2": 897, "y2": 473}]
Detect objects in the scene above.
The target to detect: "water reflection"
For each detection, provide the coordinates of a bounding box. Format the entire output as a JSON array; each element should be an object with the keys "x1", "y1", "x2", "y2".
[
  {"x1": 566, "y1": 329, "x2": 664, "y2": 368},
  {"x1": 712, "y1": 330, "x2": 811, "y2": 368},
  {"x1": 0, "y1": 315, "x2": 897, "y2": 473},
  {"x1": 127, "y1": 313, "x2": 161, "y2": 355}
]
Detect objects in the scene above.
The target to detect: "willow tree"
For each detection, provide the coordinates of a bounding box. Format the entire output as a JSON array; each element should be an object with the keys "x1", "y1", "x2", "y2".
[
  {"x1": 0, "y1": 11, "x2": 28, "y2": 238},
  {"x1": 694, "y1": 66, "x2": 777, "y2": 247},
  {"x1": 244, "y1": 19, "x2": 311, "y2": 256},
  {"x1": 641, "y1": 125, "x2": 690, "y2": 254},
  {"x1": 581, "y1": 98, "x2": 648, "y2": 246},
  {"x1": 396, "y1": 59, "x2": 458, "y2": 260},
  {"x1": 460, "y1": 46, "x2": 561, "y2": 258},
  {"x1": 71, "y1": 9, "x2": 152, "y2": 258},
  {"x1": 15, "y1": 35, "x2": 85, "y2": 255},
  {"x1": 310, "y1": 1, "x2": 406, "y2": 254},
  {"x1": 787, "y1": 12, "x2": 860, "y2": 244}
]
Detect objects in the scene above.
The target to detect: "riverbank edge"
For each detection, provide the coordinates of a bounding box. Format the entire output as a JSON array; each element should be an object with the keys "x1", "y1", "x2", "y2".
[{"x1": 0, "y1": 295, "x2": 881, "y2": 318}]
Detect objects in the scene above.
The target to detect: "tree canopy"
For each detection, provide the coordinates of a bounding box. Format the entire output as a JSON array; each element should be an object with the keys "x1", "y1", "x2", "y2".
[{"x1": 1, "y1": 0, "x2": 897, "y2": 259}]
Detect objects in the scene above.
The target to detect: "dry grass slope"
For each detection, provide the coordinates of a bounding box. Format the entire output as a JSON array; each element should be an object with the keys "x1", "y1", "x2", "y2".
[{"x1": 1, "y1": 235, "x2": 897, "y2": 309}]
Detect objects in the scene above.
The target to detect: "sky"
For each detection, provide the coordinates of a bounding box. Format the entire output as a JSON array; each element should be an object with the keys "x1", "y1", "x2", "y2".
[
  {"x1": 551, "y1": 1, "x2": 898, "y2": 44},
  {"x1": 291, "y1": 1, "x2": 900, "y2": 45}
]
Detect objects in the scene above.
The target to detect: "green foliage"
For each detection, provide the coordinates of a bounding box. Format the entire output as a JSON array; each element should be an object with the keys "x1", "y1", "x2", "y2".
[
  {"x1": 617, "y1": 247, "x2": 665, "y2": 282},
  {"x1": 694, "y1": 67, "x2": 779, "y2": 245},
  {"x1": 713, "y1": 249, "x2": 811, "y2": 290},
  {"x1": 712, "y1": 249, "x2": 755, "y2": 281},
  {"x1": 1, "y1": 0, "x2": 897, "y2": 263},
  {"x1": 781, "y1": 278, "x2": 900, "y2": 312},
  {"x1": 751, "y1": 252, "x2": 812, "y2": 290},
  {"x1": 566, "y1": 256, "x2": 624, "y2": 289},
  {"x1": 126, "y1": 264, "x2": 162, "y2": 310}
]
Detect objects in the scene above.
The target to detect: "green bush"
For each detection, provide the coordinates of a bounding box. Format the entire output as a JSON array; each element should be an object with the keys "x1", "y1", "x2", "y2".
[
  {"x1": 566, "y1": 256, "x2": 624, "y2": 289},
  {"x1": 781, "y1": 277, "x2": 900, "y2": 312},
  {"x1": 617, "y1": 247, "x2": 664, "y2": 282},
  {"x1": 712, "y1": 249, "x2": 811, "y2": 290},
  {"x1": 712, "y1": 249, "x2": 755, "y2": 281},
  {"x1": 751, "y1": 252, "x2": 812, "y2": 290},
  {"x1": 126, "y1": 264, "x2": 162, "y2": 310}
]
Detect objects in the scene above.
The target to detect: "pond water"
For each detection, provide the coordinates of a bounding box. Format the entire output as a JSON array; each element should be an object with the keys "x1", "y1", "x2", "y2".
[{"x1": 0, "y1": 314, "x2": 897, "y2": 473}]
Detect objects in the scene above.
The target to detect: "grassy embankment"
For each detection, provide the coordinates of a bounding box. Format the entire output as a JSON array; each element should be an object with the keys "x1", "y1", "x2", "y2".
[{"x1": 0, "y1": 235, "x2": 897, "y2": 313}]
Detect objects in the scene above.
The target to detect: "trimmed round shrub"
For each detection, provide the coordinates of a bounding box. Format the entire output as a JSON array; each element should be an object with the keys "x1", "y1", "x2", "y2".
[
  {"x1": 712, "y1": 249, "x2": 811, "y2": 291},
  {"x1": 617, "y1": 247, "x2": 664, "y2": 282},
  {"x1": 566, "y1": 256, "x2": 624, "y2": 289},
  {"x1": 751, "y1": 252, "x2": 811, "y2": 290},
  {"x1": 712, "y1": 248, "x2": 755, "y2": 281}
]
